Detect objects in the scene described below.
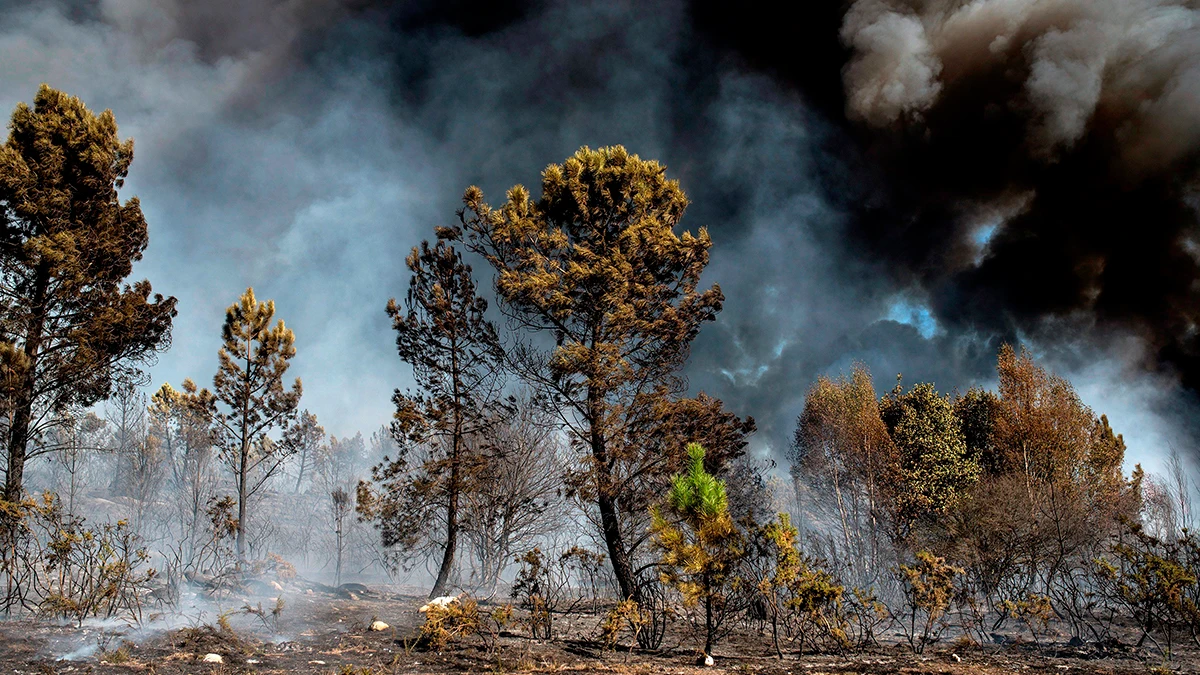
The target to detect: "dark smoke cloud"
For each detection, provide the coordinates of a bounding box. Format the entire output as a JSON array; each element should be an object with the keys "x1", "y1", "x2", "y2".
[
  {"x1": 0, "y1": 0, "x2": 1194, "y2": 473},
  {"x1": 835, "y1": 0, "x2": 1200, "y2": 388}
]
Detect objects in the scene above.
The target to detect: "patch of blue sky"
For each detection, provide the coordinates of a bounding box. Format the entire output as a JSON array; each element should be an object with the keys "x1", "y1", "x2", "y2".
[
  {"x1": 886, "y1": 298, "x2": 940, "y2": 339},
  {"x1": 973, "y1": 222, "x2": 998, "y2": 248}
]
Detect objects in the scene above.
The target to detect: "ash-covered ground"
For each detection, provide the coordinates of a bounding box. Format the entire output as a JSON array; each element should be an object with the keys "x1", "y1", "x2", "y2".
[{"x1": 1, "y1": 580, "x2": 1192, "y2": 675}]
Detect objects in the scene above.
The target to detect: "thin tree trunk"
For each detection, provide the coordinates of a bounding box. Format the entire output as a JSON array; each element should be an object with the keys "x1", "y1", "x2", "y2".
[
  {"x1": 431, "y1": 340, "x2": 465, "y2": 599},
  {"x1": 335, "y1": 511, "x2": 344, "y2": 586},
  {"x1": 236, "y1": 341, "x2": 252, "y2": 562},
  {"x1": 430, "y1": 458, "x2": 459, "y2": 598},
  {"x1": 771, "y1": 609, "x2": 782, "y2": 658},
  {"x1": 295, "y1": 447, "x2": 307, "y2": 493},
  {"x1": 704, "y1": 591, "x2": 714, "y2": 656},
  {"x1": 429, "y1": 393, "x2": 460, "y2": 593},
  {"x1": 237, "y1": 446, "x2": 248, "y2": 560}
]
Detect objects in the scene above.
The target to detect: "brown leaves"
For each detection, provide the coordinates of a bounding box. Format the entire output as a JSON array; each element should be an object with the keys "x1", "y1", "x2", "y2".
[
  {"x1": 991, "y1": 344, "x2": 1126, "y2": 496},
  {"x1": 443, "y1": 146, "x2": 736, "y2": 600},
  {"x1": 793, "y1": 363, "x2": 900, "y2": 520}
]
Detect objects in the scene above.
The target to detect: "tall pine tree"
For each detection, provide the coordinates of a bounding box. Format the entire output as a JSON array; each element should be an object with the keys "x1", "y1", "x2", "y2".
[
  {"x1": 198, "y1": 287, "x2": 302, "y2": 560},
  {"x1": 447, "y1": 146, "x2": 725, "y2": 601},
  {"x1": 0, "y1": 85, "x2": 176, "y2": 500},
  {"x1": 367, "y1": 240, "x2": 507, "y2": 598}
]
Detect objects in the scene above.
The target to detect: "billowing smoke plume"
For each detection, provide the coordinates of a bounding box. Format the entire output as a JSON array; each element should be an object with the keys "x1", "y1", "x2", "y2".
[
  {"x1": 0, "y1": 0, "x2": 1196, "y2": 469},
  {"x1": 836, "y1": 0, "x2": 1200, "y2": 391}
]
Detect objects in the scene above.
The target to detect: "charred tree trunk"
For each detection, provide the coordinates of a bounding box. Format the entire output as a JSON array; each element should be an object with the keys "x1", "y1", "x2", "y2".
[
  {"x1": 592, "y1": 415, "x2": 638, "y2": 603},
  {"x1": 4, "y1": 265, "x2": 48, "y2": 503},
  {"x1": 430, "y1": 456, "x2": 459, "y2": 598}
]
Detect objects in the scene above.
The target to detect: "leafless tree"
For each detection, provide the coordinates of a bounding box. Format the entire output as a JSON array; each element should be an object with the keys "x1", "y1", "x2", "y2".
[
  {"x1": 151, "y1": 381, "x2": 218, "y2": 566},
  {"x1": 104, "y1": 382, "x2": 147, "y2": 498},
  {"x1": 462, "y1": 395, "x2": 568, "y2": 592}
]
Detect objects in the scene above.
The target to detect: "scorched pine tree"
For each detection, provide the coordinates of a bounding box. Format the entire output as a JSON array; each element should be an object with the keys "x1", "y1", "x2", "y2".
[
  {"x1": 196, "y1": 287, "x2": 302, "y2": 561},
  {"x1": 447, "y1": 145, "x2": 729, "y2": 602},
  {"x1": 363, "y1": 239, "x2": 507, "y2": 598},
  {"x1": 0, "y1": 85, "x2": 177, "y2": 501}
]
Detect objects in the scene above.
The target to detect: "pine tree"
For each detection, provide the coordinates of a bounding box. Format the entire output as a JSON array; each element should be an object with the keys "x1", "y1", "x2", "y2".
[
  {"x1": 651, "y1": 443, "x2": 745, "y2": 661},
  {"x1": 197, "y1": 287, "x2": 302, "y2": 560},
  {"x1": 0, "y1": 85, "x2": 177, "y2": 501},
  {"x1": 448, "y1": 146, "x2": 724, "y2": 601},
  {"x1": 289, "y1": 410, "x2": 325, "y2": 493},
  {"x1": 150, "y1": 379, "x2": 216, "y2": 561},
  {"x1": 369, "y1": 240, "x2": 507, "y2": 598}
]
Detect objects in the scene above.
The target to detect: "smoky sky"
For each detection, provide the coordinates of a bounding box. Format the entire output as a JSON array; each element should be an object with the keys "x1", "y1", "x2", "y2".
[{"x1": 1, "y1": 0, "x2": 1197, "y2": 473}]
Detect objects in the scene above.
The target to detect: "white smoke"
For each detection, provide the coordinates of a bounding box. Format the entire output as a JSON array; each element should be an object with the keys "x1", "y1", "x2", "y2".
[
  {"x1": 841, "y1": 0, "x2": 1200, "y2": 163},
  {"x1": 841, "y1": 0, "x2": 942, "y2": 126}
]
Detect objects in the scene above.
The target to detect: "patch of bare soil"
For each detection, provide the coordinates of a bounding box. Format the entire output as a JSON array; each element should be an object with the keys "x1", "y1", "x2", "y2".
[{"x1": 0, "y1": 587, "x2": 1194, "y2": 674}]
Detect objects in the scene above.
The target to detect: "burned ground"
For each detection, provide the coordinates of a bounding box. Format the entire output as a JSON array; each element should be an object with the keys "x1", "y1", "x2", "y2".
[{"x1": 0, "y1": 582, "x2": 1191, "y2": 675}]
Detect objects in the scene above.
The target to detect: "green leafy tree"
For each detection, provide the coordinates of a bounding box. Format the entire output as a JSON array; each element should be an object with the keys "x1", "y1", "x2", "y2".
[
  {"x1": 651, "y1": 443, "x2": 745, "y2": 660},
  {"x1": 953, "y1": 387, "x2": 1002, "y2": 474},
  {"x1": 448, "y1": 146, "x2": 724, "y2": 601},
  {"x1": 196, "y1": 287, "x2": 302, "y2": 560},
  {"x1": 366, "y1": 240, "x2": 507, "y2": 598},
  {"x1": 0, "y1": 85, "x2": 177, "y2": 501},
  {"x1": 880, "y1": 381, "x2": 980, "y2": 538}
]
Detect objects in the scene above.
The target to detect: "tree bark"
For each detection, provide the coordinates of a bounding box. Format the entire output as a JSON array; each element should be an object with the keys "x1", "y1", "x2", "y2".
[
  {"x1": 236, "y1": 444, "x2": 248, "y2": 560},
  {"x1": 335, "y1": 509, "x2": 344, "y2": 586},
  {"x1": 704, "y1": 592, "x2": 714, "y2": 656},
  {"x1": 3, "y1": 265, "x2": 49, "y2": 503},
  {"x1": 430, "y1": 335, "x2": 465, "y2": 599},
  {"x1": 236, "y1": 343, "x2": 251, "y2": 562},
  {"x1": 294, "y1": 446, "x2": 307, "y2": 493},
  {"x1": 592, "y1": 421, "x2": 638, "y2": 602},
  {"x1": 430, "y1": 458, "x2": 458, "y2": 598},
  {"x1": 4, "y1": 388, "x2": 33, "y2": 503}
]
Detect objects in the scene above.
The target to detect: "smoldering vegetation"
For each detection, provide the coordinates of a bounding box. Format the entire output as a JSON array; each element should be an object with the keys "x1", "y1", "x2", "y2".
[
  {"x1": 0, "y1": 94, "x2": 1199, "y2": 674},
  {"x1": 4, "y1": 1, "x2": 1200, "y2": 673}
]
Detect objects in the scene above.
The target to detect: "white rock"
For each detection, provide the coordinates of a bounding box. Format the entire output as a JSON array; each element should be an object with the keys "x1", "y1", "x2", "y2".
[
  {"x1": 369, "y1": 620, "x2": 389, "y2": 631},
  {"x1": 418, "y1": 593, "x2": 462, "y2": 613},
  {"x1": 703, "y1": 654, "x2": 715, "y2": 667},
  {"x1": 270, "y1": 581, "x2": 283, "y2": 592},
  {"x1": 201, "y1": 653, "x2": 223, "y2": 664},
  {"x1": 952, "y1": 653, "x2": 961, "y2": 662},
  {"x1": 308, "y1": 660, "x2": 326, "y2": 665}
]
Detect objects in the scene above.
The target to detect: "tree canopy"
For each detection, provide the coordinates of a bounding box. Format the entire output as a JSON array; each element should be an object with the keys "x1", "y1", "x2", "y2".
[
  {"x1": 446, "y1": 145, "x2": 743, "y2": 601},
  {"x1": 0, "y1": 85, "x2": 176, "y2": 501}
]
